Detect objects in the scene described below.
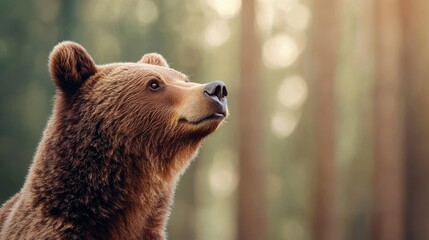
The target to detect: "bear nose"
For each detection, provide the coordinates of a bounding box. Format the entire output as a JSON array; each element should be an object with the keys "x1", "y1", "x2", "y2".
[{"x1": 204, "y1": 81, "x2": 228, "y2": 101}]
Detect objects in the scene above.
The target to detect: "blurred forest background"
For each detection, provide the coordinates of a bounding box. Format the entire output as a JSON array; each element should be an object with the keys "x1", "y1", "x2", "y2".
[{"x1": 1, "y1": 0, "x2": 429, "y2": 239}]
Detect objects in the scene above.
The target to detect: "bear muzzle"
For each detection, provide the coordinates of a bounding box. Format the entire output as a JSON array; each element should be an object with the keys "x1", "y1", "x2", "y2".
[{"x1": 178, "y1": 81, "x2": 228, "y2": 125}]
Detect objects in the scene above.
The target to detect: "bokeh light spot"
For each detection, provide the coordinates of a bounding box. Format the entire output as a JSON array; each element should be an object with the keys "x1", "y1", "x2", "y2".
[
  {"x1": 277, "y1": 75, "x2": 308, "y2": 109},
  {"x1": 256, "y1": 0, "x2": 275, "y2": 35},
  {"x1": 136, "y1": 0, "x2": 159, "y2": 25},
  {"x1": 209, "y1": 149, "x2": 237, "y2": 198},
  {"x1": 271, "y1": 111, "x2": 298, "y2": 138},
  {"x1": 263, "y1": 34, "x2": 299, "y2": 68},
  {"x1": 204, "y1": 20, "x2": 231, "y2": 47},
  {"x1": 286, "y1": 3, "x2": 311, "y2": 31},
  {"x1": 206, "y1": 0, "x2": 241, "y2": 19}
]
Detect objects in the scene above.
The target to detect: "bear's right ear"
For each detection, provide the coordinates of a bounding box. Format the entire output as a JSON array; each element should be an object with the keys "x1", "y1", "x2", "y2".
[
  {"x1": 138, "y1": 53, "x2": 169, "y2": 67},
  {"x1": 49, "y1": 41, "x2": 97, "y2": 94}
]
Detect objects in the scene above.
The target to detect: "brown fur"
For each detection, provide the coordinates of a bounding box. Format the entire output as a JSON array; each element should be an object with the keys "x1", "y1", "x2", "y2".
[{"x1": 0, "y1": 41, "x2": 228, "y2": 240}]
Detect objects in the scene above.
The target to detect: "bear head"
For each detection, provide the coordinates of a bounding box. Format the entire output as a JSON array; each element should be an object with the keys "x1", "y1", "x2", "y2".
[{"x1": 48, "y1": 41, "x2": 228, "y2": 178}]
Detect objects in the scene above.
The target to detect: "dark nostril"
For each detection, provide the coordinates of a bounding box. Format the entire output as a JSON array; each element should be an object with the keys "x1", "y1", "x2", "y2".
[
  {"x1": 222, "y1": 85, "x2": 228, "y2": 97},
  {"x1": 213, "y1": 85, "x2": 222, "y2": 99},
  {"x1": 204, "y1": 81, "x2": 228, "y2": 100}
]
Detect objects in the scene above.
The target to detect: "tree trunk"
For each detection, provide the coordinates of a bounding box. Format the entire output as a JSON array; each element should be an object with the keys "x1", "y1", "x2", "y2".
[
  {"x1": 309, "y1": 0, "x2": 339, "y2": 239},
  {"x1": 371, "y1": 0, "x2": 405, "y2": 239},
  {"x1": 237, "y1": 0, "x2": 266, "y2": 239},
  {"x1": 401, "y1": 0, "x2": 429, "y2": 239}
]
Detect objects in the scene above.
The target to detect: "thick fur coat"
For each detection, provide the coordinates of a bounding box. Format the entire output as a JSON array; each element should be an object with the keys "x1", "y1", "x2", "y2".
[{"x1": 0, "y1": 41, "x2": 228, "y2": 240}]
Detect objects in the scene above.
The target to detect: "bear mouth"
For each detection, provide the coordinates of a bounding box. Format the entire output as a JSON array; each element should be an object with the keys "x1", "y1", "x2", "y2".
[{"x1": 179, "y1": 112, "x2": 226, "y2": 125}]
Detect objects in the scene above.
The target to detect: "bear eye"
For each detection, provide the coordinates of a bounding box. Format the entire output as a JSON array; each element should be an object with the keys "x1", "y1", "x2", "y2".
[{"x1": 148, "y1": 80, "x2": 161, "y2": 91}]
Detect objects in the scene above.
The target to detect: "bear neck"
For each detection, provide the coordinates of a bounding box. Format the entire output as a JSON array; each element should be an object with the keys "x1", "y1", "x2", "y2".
[{"x1": 25, "y1": 111, "x2": 199, "y2": 237}]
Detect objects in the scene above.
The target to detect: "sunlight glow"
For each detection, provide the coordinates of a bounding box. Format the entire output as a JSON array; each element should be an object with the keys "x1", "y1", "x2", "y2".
[
  {"x1": 278, "y1": 75, "x2": 308, "y2": 109},
  {"x1": 263, "y1": 34, "x2": 299, "y2": 68},
  {"x1": 209, "y1": 149, "x2": 237, "y2": 198},
  {"x1": 136, "y1": 0, "x2": 158, "y2": 25},
  {"x1": 271, "y1": 111, "x2": 298, "y2": 138},
  {"x1": 204, "y1": 20, "x2": 231, "y2": 47},
  {"x1": 206, "y1": 0, "x2": 241, "y2": 18},
  {"x1": 286, "y1": 3, "x2": 311, "y2": 31}
]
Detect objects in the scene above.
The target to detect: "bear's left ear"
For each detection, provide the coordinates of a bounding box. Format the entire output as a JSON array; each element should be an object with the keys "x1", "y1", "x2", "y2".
[
  {"x1": 138, "y1": 53, "x2": 169, "y2": 67},
  {"x1": 49, "y1": 41, "x2": 97, "y2": 94}
]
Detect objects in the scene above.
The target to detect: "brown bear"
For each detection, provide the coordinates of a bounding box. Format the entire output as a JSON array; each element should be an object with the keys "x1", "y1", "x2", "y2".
[{"x1": 0, "y1": 41, "x2": 228, "y2": 240}]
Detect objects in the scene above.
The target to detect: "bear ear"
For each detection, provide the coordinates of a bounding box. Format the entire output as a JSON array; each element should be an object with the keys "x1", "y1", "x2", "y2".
[
  {"x1": 49, "y1": 41, "x2": 97, "y2": 94},
  {"x1": 138, "y1": 53, "x2": 169, "y2": 67}
]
